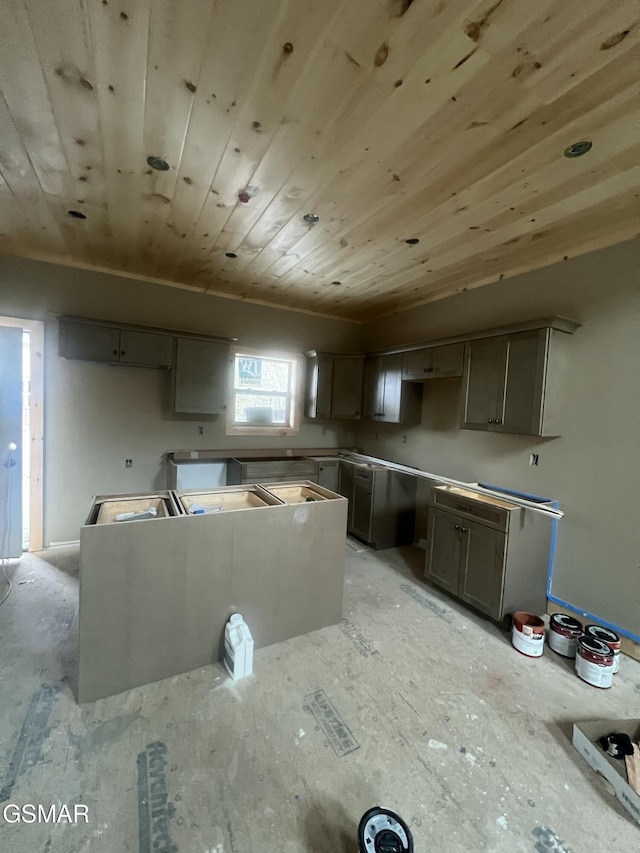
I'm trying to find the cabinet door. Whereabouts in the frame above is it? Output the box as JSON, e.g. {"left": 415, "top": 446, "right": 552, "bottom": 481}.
{"left": 432, "top": 343, "right": 463, "bottom": 378}
{"left": 497, "top": 330, "right": 546, "bottom": 435}
{"left": 426, "top": 509, "right": 462, "bottom": 594}
{"left": 458, "top": 520, "right": 506, "bottom": 619}
{"left": 59, "top": 319, "right": 120, "bottom": 363}
{"left": 378, "top": 354, "right": 403, "bottom": 422}
{"left": 363, "top": 357, "right": 382, "bottom": 419}
{"left": 317, "top": 461, "right": 339, "bottom": 492}
{"left": 337, "top": 462, "right": 354, "bottom": 527}
{"left": 119, "top": 330, "right": 173, "bottom": 367}
{"left": 331, "top": 357, "right": 363, "bottom": 419}
{"left": 351, "top": 470, "right": 373, "bottom": 541}
{"left": 305, "top": 355, "right": 333, "bottom": 418}
{"left": 461, "top": 337, "right": 506, "bottom": 429}
{"left": 173, "top": 338, "right": 229, "bottom": 414}
{"left": 403, "top": 348, "right": 434, "bottom": 380}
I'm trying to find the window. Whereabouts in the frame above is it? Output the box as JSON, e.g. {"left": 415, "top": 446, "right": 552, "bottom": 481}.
{"left": 226, "top": 347, "right": 301, "bottom": 435}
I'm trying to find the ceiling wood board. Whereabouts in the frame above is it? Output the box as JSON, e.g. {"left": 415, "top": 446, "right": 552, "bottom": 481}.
{"left": 0, "top": 0, "right": 638, "bottom": 322}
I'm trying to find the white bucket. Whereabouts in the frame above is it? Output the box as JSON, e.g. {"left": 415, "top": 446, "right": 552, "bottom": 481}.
{"left": 224, "top": 613, "right": 254, "bottom": 680}
{"left": 512, "top": 611, "right": 545, "bottom": 658}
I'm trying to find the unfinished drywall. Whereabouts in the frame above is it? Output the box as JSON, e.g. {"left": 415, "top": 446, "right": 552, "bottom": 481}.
{"left": 0, "top": 256, "right": 359, "bottom": 545}
{"left": 358, "top": 238, "right": 640, "bottom": 637}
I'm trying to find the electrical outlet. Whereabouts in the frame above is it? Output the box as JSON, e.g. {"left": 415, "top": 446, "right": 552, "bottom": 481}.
{"left": 197, "top": 426, "right": 204, "bottom": 436}
{"left": 125, "top": 459, "right": 133, "bottom": 468}
{"left": 402, "top": 435, "right": 407, "bottom": 444}
{"left": 322, "top": 427, "right": 327, "bottom": 435}
{"left": 529, "top": 453, "right": 539, "bottom": 466}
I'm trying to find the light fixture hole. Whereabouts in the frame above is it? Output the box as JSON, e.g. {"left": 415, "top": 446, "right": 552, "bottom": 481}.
{"left": 564, "top": 140, "right": 592, "bottom": 158}
{"left": 225, "top": 252, "right": 238, "bottom": 259}
{"left": 147, "top": 156, "right": 170, "bottom": 171}
{"left": 68, "top": 210, "right": 87, "bottom": 219}
{"left": 303, "top": 213, "right": 319, "bottom": 224}
{"left": 405, "top": 237, "right": 420, "bottom": 244}
{"left": 331, "top": 281, "right": 342, "bottom": 286}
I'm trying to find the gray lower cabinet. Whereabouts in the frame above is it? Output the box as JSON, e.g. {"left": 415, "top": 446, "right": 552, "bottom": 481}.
{"left": 173, "top": 337, "right": 229, "bottom": 414}
{"left": 338, "top": 460, "right": 417, "bottom": 550}
{"left": 425, "top": 485, "right": 553, "bottom": 621}
{"left": 305, "top": 352, "right": 363, "bottom": 419}
{"left": 363, "top": 354, "right": 422, "bottom": 424}
{"left": 402, "top": 343, "right": 463, "bottom": 380}
{"left": 227, "top": 457, "right": 318, "bottom": 484}
{"left": 59, "top": 318, "right": 173, "bottom": 367}
{"left": 315, "top": 458, "right": 340, "bottom": 492}
{"left": 461, "top": 328, "right": 571, "bottom": 436}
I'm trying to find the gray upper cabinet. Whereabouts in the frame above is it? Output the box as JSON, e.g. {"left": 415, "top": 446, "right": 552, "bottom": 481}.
{"left": 402, "top": 343, "right": 463, "bottom": 380}
{"left": 305, "top": 353, "right": 363, "bottom": 420}
{"left": 305, "top": 355, "right": 333, "bottom": 418}
{"left": 59, "top": 318, "right": 173, "bottom": 367}
{"left": 119, "top": 330, "right": 174, "bottom": 367}
{"left": 461, "top": 327, "right": 571, "bottom": 436}
{"left": 364, "top": 354, "right": 422, "bottom": 424}
{"left": 173, "top": 338, "right": 229, "bottom": 414}
{"left": 59, "top": 319, "right": 120, "bottom": 363}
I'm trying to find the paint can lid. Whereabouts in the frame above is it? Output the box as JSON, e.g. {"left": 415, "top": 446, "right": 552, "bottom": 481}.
{"left": 584, "top": 624, "right": 620, "bottom": 644}
{"left": 578, "top": 635, "right": 613, "bottom": 656}
{"left": 550, "top": 613, "right": 582, "bottom": 633}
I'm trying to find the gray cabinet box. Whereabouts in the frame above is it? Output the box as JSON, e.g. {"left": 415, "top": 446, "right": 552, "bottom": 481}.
{"left": 59, "top": 318, "right": 173, "bottom": 368}
{"left": 78, "top": 484, "right": 347, "bottom": 702}
{"left": 461, "top": 328, "right": 572, "bottom": 436}
{"left": 173, "top": 337, "right": 229, "bottom": 414}
{"left": 403, "top": 343, "right": 463, "bottom": 380}
{"left": 227, "top": 456, "right": 318, "bottom": 484}
{"left": 305, "top": 352, "right": 364, "bottom": 420}
{"left": 364, "top": 354, "right": 422, "bottom": 424}
{"left": 338, "top": 460, "right": 417, "bottom": 550}
{"left": 425, "top": 485, "right": 553, "bottom": 622}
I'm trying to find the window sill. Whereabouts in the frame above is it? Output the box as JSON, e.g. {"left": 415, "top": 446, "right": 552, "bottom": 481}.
{"left": 225, "top": 425, "right": 300, "bottom": 437}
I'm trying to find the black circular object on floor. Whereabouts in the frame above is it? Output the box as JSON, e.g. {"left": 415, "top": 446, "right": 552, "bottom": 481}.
{"left": 358, "top": 807, "right": 414, "bottom": 853}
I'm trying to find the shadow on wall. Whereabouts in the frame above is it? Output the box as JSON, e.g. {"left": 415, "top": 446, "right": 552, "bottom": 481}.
{"left": 420, "top": 379, "right": 463, "bottom": 431}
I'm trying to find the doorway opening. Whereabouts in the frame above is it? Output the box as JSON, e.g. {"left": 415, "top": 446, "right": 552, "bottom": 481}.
{"left": 0, "top": 316, "right": 44, "bottom": 554}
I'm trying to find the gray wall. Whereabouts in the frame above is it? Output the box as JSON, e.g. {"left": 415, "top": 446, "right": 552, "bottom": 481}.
{"left": 358, "top": 239, "right": 640, "bottom": 636}
{"left": 0, "top": 256, "right": 359, "bottom": 544}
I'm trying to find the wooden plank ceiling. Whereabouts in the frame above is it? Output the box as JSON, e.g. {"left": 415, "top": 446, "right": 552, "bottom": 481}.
{"left": 0, "top": 0, "right": 638, "bottom": 322}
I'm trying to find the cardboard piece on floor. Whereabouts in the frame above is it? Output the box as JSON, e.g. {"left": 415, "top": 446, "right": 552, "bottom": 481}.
{"left": 572, "top": 719, "right": 640, "bottom": 826}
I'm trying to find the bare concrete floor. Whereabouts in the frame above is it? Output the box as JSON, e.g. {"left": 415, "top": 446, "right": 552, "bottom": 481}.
{"left": 1, "top": 543, "right": 639, "bottom": 852}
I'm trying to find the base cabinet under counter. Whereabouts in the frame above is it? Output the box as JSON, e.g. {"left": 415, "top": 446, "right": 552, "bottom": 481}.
{"left": 338, "top": 460, "right": 417, "bottom": 550}
{"left": 425, "top": 486, "right": 553, "bottom": 622}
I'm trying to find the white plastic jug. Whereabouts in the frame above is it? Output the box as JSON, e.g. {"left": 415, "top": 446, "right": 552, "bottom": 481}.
{"left": 223, "top": 613, "right": 254, "bottom": 680}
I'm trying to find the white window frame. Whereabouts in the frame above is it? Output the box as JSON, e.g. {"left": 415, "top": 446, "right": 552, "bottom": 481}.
{"left": 225, "top": 345, "right": 303, "bottom": 436}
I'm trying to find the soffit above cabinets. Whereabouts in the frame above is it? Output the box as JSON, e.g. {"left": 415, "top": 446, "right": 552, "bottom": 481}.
{"left": 0, "top": 1, "right": 638, "bottom": 322}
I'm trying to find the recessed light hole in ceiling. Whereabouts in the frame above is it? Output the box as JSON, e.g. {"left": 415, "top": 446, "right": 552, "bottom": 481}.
{"left": 405, "top": 237, "right": 420, "bottom": 244}
{"left": 68, "top": 210, "right": 87, "bottom": 219}
{"left": 564, "top": 140, "right": 592, "bottom": 158}
{"left": 303, "top": 213, "right": 320, "bottom": 224}
{"left": 225, "top": 252, "right": 238, "bottom": 259}
{"left": 331, "top": 281, "right": 342, "bottom": 286}
{"left": 147, "top": 156, "right": 170, "bottom": 171}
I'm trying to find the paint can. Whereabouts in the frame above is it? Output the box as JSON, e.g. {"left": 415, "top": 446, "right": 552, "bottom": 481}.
{"left": 511, "top": 612, "right": 545, "bottom": 658}
{"left": 575, "top": 636, "right": 614, "bottom": 688}
{"left": 548, "top": 613, "right": 582, "bottom": 658}
{"left": 584, "top": 624, "right": 620, "bottom": 673}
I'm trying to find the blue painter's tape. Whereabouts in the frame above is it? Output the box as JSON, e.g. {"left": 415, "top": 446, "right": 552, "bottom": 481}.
{"left": 479, "top": 483, "right": 640, "bottom": 645}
